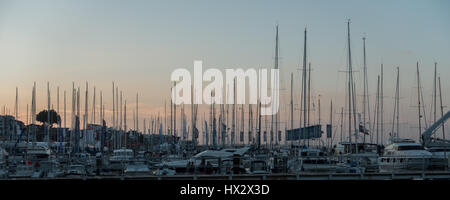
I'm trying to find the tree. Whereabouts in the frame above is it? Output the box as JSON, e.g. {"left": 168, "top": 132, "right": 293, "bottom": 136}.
{"left": 36, "top": 109, "right": 60, "bottom": 127}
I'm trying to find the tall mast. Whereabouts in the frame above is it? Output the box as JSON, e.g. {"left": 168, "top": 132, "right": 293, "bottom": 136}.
{"left": 350, "top": 22, "right": 359, "bottom": 152}
{"left": 15, "top": 87, "right": 18, "bottom": 120}
{"left": 213, "top": 94, "right": 217, "bottom": 148}
{"left": 25, "top": 102, "right": 28, "bottom": 125}
{"left": 226, "top": 97, "right": 229, "bottom": 146}
{"left": 77, "top": 87, "right": 80, "bottom": 147}
{"left": 380, "top": 64, "right": 384, "bottom": 144}
{"left": 318, "top": 95, "right": 321, "bottom": 124}
{"left": 77, "top": 87, "right": 80, "bottom": 124}
{"left": 32, "top": 82, "right": 36, "bottom": 142}
{"left": 248, "top": 102, "right": 252, "bottom": 144}
{"left": 124, "top": 100, "right": 127, "bottom": 147}
{"left": 416, "top": 62, "right": 422, "bottom": 142}
{"left": 340, "top": 107, "right": 343, "bottom": 143}
{"left": 165, "top": 100, "right": 167, "bottom": 139}
{"left": 270, "top": 24, "right": 279, "bottom": 148}
{"left": 71, "top": 83, "right": 75, "bottom": 129}
{"left": 26, "top": 104, "right": 29, "bottom": 142}
{"left": 375, "top": 75, "right": 380, "bottom": 144}
{"left": 258, "top": 101, "right": 262, "bottom": 149}
{"left": 362, "top": 36, "right": 371, "bottom": 143}
{"left": 119, "top": 91, "right": 122, "bottom": 130}
{"left": 346, "top": 20, "right": 353, "bottom": 148}
{"left": 308, "top": 62, "right": 311, "bottom": 127}
{"left": 31, "top": 82, "right": 36, "bottom": 125}
{"left": 136, "top": 93, "right": 139, "bottom": 132}
{"left": 290, "top": 72, "right": 294, "bottom": 130}
{"left": 302, "top": 27, "right": 307, "bottom": 146}
{"left": 92, "top": 87, "right": 96, "bottom": 124}
{"left": 275, "top": 24, "right": 279, "bottom": 146}
{"left": 170, "top": 89, "right": 173, "bottom": 140}
{"left": 241, "top": 104, "right": 244, "bottom": 145}
{"left": 57, "top": 86, "right": 60, "bottom": 153}
{"left": 99, "top": 91, "right": 102, "bottom": 126}
{"left": 232, "top": 78, "right": 236, "bottom": 146}
{"left": 433, "top": 62, "right": 437, "bottom": 124}
{"left": 144, "top": 118, "right": 146, "bottom": 135}
{"left": 112, "top": 82, "right": 115, "bottom": 129}
{"left": 222, "top": 96, "right": 226, "bottom": 146}
{"left": 62, "top": 90, "right": 65, "bottom": 129}
{"left": 191, "top": 84, "right": 195, "bottom": 145}
{"left": 116, "top": 87, "right": 119, "bottom": 129}
{"left": 47, "top": 82, "right": 50, "bottom": 143}
{"left": 329, "top": 100, "right": 332, "bottom": 149}
{"left": 391, "top": 67, "right": 400, "bottom": 138}
{"left": 173, "top": 82, "right": 176, "bottom": 142}
{"left": 85, "top": 82, "right": 88, "bottom": 142}
{"left": 70, "top": 84, "right": 74, "bottom": 149}
{"left": 396, "top": 67, "right": 400, "bottom": 138}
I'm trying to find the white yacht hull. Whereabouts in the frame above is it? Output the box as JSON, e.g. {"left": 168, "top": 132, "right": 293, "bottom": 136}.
{"left": 379, "top": 157, "right": 430, "bottom": 172}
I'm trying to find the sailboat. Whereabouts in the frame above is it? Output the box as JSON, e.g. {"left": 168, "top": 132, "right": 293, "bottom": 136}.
{"left": 332, "top": 20, "right": 379, "bottom": 173}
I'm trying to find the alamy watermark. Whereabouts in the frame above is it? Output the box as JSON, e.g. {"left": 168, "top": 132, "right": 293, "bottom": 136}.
{"left": 170, "top": 60, "right": 279, "bottom": 115}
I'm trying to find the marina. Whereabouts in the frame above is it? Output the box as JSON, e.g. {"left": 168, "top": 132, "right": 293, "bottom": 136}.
{"left": 0, "top": 2, "right": 449, "bottom": 182}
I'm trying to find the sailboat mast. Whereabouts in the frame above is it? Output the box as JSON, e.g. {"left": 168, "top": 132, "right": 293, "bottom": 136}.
{"left": 258, "top": 101, "right": 262, "bottom": 149}
{"left": 99, "top": 91, "right": 102, "bottom": 126}
{"left": 329, "top": 100, "right": 332, "bottom": 149}
{"left": 26, "top": 104, "right": 29, "bottom": 143}
{"left": 346, "top": 20, "right": 353, "bottom": 148}
{"left": 77, "top": 87, "right": 80, "bottom": 147}
{"left": 191, "top": 85, "right": 195, "bottom": 145}
{"left": 114, "top": 85, "right": 120, "bottom": 130}
{"left": 71, "top": 83, "right": 75, "bottom": 129}
{"left": 396, "top": 67, "right": 400, "bottom": 138}
{"left": 290, "top": 72, "right": 294, "bottom": 130}
{"left": 173, "top": 82, "right": 176, "bottom": 143}
{"left": 380, "top": 64, "right": 384, "bottom": 144}
{"left": 112, "top": 82, "right": 115, "bottom": 129}
{"left": 119, "top": 91, "right": 122, "bottom": 130}
{"left": 433, "top": 62, "right": 437, "bottom": 124}
{"left": 47, "top": 82, "right": 50, "bottom": 143}
{"left": 375, "top": 76, "right": 380, "bottom": 144}
{"left": 31, "top": 82, "right": 36, "bottom": 125}
{"left": 248, "top": 102, "right": 252, "bottom": 144}
{"left": 15, "top": 87, "right": 18, "bottom": 120}
{"left": 85, "top": 82, "right": 88, "bottom": 144}
{"left": 274, "top": 24, "right": 279, "bottom": 146}
{"left": 63, "top": 90, "right": 65, "bottom": 134}
{"left": 302, "top": 27, "right": 307, "bottom": 146}
{"left": 124, "top": 100, "right": 127, "bottom": 147}
{"left": 362, "top": 36, "right": 369, "bottom": 143}
{"left": 308, "top": 62, "right": 311, "bottom": 127}
{"left": 92, "top": 87, "right": 96, "bottom": 124}
{"left": 232, "top": 78, "right": 236, "bottom": 147}
{"left": 340, "top": 107, "right": 343, "bottom": 143}
{"left": 136, "top": 93, "right": 139, "bottom": 132}
{"left": 416, "top": 62, "right": 422, "bottom": 142}
{"left": 241, "top": 104, "right": 244, "bottom": 145}
{"left": 165, "top": 100, "right": 167, "bottom": 140}
{"left": 391, "top": 67, "right": 400, "bottom": 138}
{"left": 170, "top": 90, "right": 173, "bottom": 141}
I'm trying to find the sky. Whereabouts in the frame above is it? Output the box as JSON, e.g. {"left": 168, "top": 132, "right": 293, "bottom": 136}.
{"left": 0, "top": 0, "right": 449, "bottom": 143}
